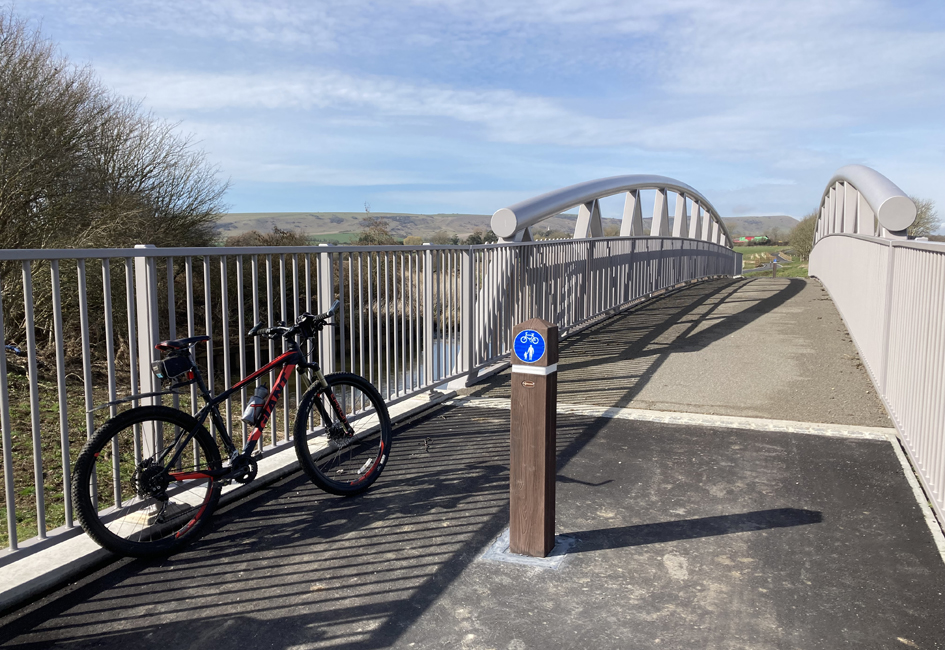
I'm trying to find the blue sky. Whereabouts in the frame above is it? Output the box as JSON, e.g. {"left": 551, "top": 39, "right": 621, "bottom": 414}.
{"left": 13, "top": 0, "right": 945, "bottom": 227}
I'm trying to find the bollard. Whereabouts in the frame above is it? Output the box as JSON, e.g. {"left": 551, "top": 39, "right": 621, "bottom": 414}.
{"left": 509, "top": 318, "right": 558, "bottom": 557}
{"left": 772, "top": 261, "right": 778, "bottom": 278}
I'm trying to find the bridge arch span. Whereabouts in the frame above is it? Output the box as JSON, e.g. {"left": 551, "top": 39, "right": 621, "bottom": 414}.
{"left": 491, "top": 174, "right": 733, "bottom": 247}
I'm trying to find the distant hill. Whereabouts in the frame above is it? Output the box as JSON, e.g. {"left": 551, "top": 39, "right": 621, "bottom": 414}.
{"left": 218, "top": 212, "right": 799, "bottom": 241}
{"left": 722, "top": 215, "right": 799, "bottom": 237}
{"left": 219, "top": 211, "right": 585, "bottom": 241}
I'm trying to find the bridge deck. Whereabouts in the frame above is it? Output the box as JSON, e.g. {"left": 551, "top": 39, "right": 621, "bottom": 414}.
{"left": 1, "top": 278, "right": 943, "bottom": 649}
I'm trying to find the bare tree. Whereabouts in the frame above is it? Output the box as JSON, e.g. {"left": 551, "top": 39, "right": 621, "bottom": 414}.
{"left": 907, "top": 196, "right": 940, "bottom": 237}
{"left": 0, "top": 8, "right": 228, "bottom": 351}
{"left": 788, "top": 211, "right": 818, "bottom": 261}
{"left": 0, "top": 9, "right": 227, "bottom": 253}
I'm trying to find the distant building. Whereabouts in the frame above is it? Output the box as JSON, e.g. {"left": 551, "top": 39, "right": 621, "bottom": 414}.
{"left": 733, "top": 235, "right": 770, "bottom": 245}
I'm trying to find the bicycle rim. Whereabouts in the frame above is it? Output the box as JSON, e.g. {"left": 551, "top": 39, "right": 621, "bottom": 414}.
{"left": 73, "top": 406, "right": 221, "bottom": 557}
{"left": 295, "top": 373, "right": 392, "bottom": 496}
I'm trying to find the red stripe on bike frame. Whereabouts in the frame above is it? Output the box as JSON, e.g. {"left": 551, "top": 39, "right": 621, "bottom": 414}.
{"left": 231, "top": 351, "right": 298, "bottom": 392}
{"left": 248, "top": 363, "right": 295, "bottom": 442}
{"left": 176, "top": 489, "right": 215, "bottom": 538}
{"left": 169, "top": 471, "right": 213, "bottom": 480}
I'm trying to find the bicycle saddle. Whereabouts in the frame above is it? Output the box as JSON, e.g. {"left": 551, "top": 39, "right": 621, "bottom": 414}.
{"left": 155, "top": 335, "right": 210, "bottom": 351}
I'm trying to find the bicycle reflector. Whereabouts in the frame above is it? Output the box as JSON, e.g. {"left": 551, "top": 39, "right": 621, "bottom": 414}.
{"left": 151, "top": 355, "right": 195, "bottom": 384}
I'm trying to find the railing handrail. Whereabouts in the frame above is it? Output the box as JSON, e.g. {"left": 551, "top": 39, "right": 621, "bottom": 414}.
{"left": 0, "top": 243, "right": 470, "bottom": 261}
{"left": 0, "top": 234, "right": 736, "bottom": 262}
{"left": 490, "top": 174, "right": 732, "bottom": 246}
{"left": 815, "top": 232, "right": 945, "bottom": 253}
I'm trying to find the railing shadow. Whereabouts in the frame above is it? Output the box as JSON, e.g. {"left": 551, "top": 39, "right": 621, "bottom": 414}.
{"left": 469, "top": 277, "right": 806, "bottom": 409}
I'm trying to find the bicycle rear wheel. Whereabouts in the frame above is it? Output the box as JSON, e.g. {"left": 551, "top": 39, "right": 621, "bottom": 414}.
{"left": 294, "top": 372, "right": 392, "bottom": 496}
{"left": 72, "top": 405, "right": 222, "bottom": 558}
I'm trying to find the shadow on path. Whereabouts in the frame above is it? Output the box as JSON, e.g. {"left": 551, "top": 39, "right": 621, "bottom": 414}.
{"left": 569, "top": 508, "right": 823, "bottom": 553}
{"left": 469, "top": 277, "right": 806, "bottom": 409}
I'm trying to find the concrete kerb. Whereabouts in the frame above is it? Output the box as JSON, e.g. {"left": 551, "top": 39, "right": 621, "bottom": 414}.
{"left": 0, "top": 389, "right": 456, "bottom": 614}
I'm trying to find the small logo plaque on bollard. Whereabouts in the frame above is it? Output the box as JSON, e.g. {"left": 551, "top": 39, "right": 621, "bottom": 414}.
{"left": 509, "top": 318, "right": 558, "bottom": 558}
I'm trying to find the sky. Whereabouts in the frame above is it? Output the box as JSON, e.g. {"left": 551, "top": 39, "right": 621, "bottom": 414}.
{"left": 11, "top": 0, "right": 945, "bottom": 229}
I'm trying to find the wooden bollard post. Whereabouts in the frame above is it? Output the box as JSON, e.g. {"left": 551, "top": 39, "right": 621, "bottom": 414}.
{"left": 509, "top": 318, "right": 558, "bottom": 557}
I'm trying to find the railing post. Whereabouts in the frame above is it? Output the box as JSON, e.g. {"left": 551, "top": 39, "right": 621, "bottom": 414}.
{"left": 134, "top": 245, "right": 161, "bottom": 457}
{"left": 134, "top": 245, "right": 160, "bottom": 396}
{"left": 423, "top": 244, "right": 435, "bottom": 385}
{"left": 879, "top": 241, "right": 896, "bottom": 393}
{"left": 318, "top": 245, "right": 335, "bottom": 376}
{"left": 461, "top": 247, "right": 476, "bottom": 383}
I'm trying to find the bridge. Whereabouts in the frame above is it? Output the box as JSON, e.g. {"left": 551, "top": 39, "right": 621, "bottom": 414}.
{"left": 0, "top": 166, "right": 943, "bottom": 647}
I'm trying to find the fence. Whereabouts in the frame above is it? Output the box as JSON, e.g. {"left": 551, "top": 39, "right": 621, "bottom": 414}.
{"left": 0, "top": 236, "right": 739, "bottom": 554}
{"left": 810, "top": 235, "right": 945, "bottom": 527}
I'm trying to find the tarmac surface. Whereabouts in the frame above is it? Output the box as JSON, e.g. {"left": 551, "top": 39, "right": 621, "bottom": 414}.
{"left": 468, "top": 277, "right": 891, "bottom": 426}
{"left": 1, "top": 277, "right": 942, "bottom": 649}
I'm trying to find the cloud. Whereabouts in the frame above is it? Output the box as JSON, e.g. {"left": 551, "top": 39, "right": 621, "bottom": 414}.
{"left": 20, "top": 0, "right": 945, "bottom": 216}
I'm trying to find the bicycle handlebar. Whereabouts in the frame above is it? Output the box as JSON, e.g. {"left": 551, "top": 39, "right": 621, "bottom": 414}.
{"left": 247, "top": 299, "right": 341, "bottom": 340}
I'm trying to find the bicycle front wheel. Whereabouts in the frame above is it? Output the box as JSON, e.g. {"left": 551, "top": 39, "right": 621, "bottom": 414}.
{"left": 294, "top": 372, "right": 392, "bottom": 496}
{"left": 72, "top": 405, "right": 222, "bottom": 558}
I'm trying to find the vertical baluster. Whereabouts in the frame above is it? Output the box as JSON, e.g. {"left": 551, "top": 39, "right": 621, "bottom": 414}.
{"left": 0, "top": 274, "right": 16, "bottom": 549}
{"left": 220, "top": 256, "right": 231, "bottom": 439}
{"left": 252, "top": 255, "right": 262, "bottom": 383}
{"left": 49, "top": 261, "right": 72, "bottom": 528}
{"left": 20, "top": 262, "right": 45, "bottom": 536}
{"left": 236, "top": 255, "right": 247, "bottom": 447}
{"left": 124, "top": 259, "right": 142, "bottom": 466}
{"left": 338, "top": 252, "right": 346, "bottom": 376}
{"left": 384, "top": 252, "right": 391, "bottom": 398}
{"left": 357, "top": 253, "right": 365, "bottom": 391}
{"left": 104, "top": 261, "right": 120, "bottom": 502}
{"left": 166, "top": 258, "right": 181, "bottom": 431}
{"left": 368, "top": 252, "right": 376, "bottom": 390}
{"left": 183, "top": 257, "right": 199, "bottom": 464}
{"left": 265, "top": 254, "right": 275, "bottom": 448}
{"left": 293, "top": 254, "right": 301, "bottom": 421}
{"left": 408, "top": 251, "right": 415, "bottom": 391}
{"left": 348, "top": 253, "right": 356, "bottom": 382}
{"left": 280, "top": 254, "right": 288, "bottom": 442}
{"left": 304, "top": 253, "right": 313, "bottom": 380}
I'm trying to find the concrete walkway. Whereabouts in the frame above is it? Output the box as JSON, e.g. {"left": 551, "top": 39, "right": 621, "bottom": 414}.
{"left": 1, "top": 277, "right": 942, "bottom": 649}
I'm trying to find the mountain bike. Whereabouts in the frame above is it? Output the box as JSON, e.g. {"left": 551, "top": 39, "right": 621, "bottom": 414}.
{"left": 71, "top": 300, "right": 392, "bottom": 558}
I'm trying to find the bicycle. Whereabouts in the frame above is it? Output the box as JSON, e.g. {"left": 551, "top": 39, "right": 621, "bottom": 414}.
{"left": 71, "top": 300, "right": 392, "bottom": 558}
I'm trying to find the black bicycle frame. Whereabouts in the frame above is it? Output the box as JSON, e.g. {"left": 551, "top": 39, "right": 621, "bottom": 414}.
{"left": 163, "top": 343, "right": 322, "bottom": 481}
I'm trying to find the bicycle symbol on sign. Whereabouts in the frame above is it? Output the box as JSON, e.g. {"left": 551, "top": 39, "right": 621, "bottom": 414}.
{"left": 516, "top": 330, "right": 544, "bottom": 362}
{"left": 519, "top": 331, "right": 541, "bottom": 345}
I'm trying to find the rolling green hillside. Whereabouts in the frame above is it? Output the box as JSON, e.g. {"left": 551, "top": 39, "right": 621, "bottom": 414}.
{"left": 217, "top": 212, "right": 799, "bottom": 241}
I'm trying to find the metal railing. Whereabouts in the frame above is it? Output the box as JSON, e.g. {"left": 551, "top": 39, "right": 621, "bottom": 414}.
{"left": 0, "top": 235, "right": 739, "bottom": 554}
{"left": 810, "top": 165, "right": 944, "bottom": 527}
{"left": 491, "top": 174, "right": 734, "bottom": 247}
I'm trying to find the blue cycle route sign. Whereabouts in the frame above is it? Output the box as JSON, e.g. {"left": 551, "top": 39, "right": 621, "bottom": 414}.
{"left": 514, "top": 329, "right": 545, "bottom": 364}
